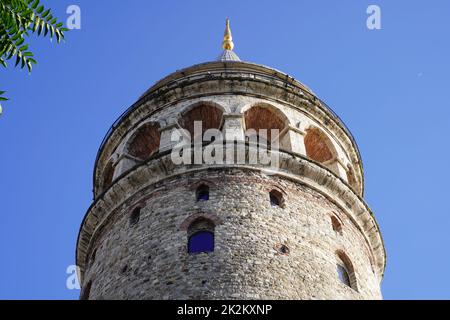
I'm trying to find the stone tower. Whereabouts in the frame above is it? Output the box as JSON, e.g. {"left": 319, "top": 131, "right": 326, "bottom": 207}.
{"left": 76, "top": 20, "right": 385, "bottom": 300}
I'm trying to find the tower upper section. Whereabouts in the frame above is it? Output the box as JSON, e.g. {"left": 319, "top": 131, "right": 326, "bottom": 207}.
{"left": 77, "top": 20, "right": 385, "bottom": 284}
{"left": 93, "top": 61, "right": 366, "bottom": 198}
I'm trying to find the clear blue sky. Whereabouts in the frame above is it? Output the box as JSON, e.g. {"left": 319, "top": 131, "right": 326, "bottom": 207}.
{"left": 1, "top": 0, "right": 449, "bottom": 300}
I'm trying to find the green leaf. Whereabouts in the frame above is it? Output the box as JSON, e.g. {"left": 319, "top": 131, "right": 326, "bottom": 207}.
{"left": 31, "top": 0, "right": 40, "bottom": 10}
{"left": 38, "top": 20, "right": 44, "bottom": 36}
{"left": 27, "top": 60, "right": 33, "bottom": 72}
{"left": 15, "top": 38, "right": 25, "bottom": 46}
{"left": 15, "top": 54, "right": 21, "bottom": 67}
{"left": 41, "top": 9, "right": 50, "bottom": 18}
{"left": 33, "top": 17, "right": 39, "bottom": 32}
{"left": 6, "top": 47, "right": 16, "bottom": 60}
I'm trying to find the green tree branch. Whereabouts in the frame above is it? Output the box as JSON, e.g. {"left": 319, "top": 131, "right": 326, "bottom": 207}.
{"left": 0, "top": 0, "right": 68, "bottom": 115}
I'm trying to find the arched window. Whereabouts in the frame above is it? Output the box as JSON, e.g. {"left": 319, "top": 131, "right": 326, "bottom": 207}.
{"left": 188, "top": 231, "right": 214, "bottom": 254}
{"left": 336, "top": 251, "right": 358, "bottom": 291}
{"left": 304, "top": 128, "right": 339, "bottom": 174}
{"left": 187, "top": 218, "right": 215, "bottom": 254}
{"left": 102, "top": 161, "right": 115, "bottom": 191}
{"left": 269, "top": 190, "right": 284, "bottom": 208}
{"left": 196, "top": 185, "right": 210, "bottom": 202}
{"left": 304, "top": 128, "right": 336, "bottom": 163}
{"left": 129, "top": 207, "right": 141, "bottom": 226}
{"left": 80, "top": 280, "right": 92, "bottom": 300}
{"left": 179, "top": 103, "right": 224, "bottom": 141}
{"left": 244, "top": 105, "right": 288, "bottom": 146}
{"left": 274, "top": 243, "right": 290, "bottom": 255}
{"left": 337, "top": 264, "right": 351, "bottom": 287}
{"left": 331, "top": 214, "right": 343, "bottom": 234}
{"left": 127, "top": 123, "right": 161, "bottom": 160}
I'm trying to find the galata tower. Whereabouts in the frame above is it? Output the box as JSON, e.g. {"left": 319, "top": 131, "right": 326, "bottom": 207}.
{"left": 76, "top": 20, "right": 385, "bottom": 300}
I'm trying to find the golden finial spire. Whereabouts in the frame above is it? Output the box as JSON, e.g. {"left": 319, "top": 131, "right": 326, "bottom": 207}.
{"left": 222, "top": 18, "right": 234, "bottom": 51}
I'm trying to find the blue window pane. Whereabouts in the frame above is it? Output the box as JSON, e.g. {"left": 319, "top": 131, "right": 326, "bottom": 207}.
{"left": 337, "top": 264, "right": 351, "bottom": 287}
{"left": 188, "top": 231, "right": 214, "bottom": 254}
{"left": 197, "top": 192, "right": 209, "bottom": 201}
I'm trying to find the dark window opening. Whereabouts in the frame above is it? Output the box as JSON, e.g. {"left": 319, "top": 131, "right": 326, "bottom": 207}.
{"left": 188, "top": 231, "right": 214, "bottom": 254}
{"left": 337, "top": 264, "right": 351, "bottom": 287}
{"left": 196, "top": 185, "right": 210, "bottom": 202}
{"left": 279, "top": 244, "right": 290, "bottom": 255}
{"left": 130, "top": 207, "right": 141, "bottom": 226}
{"left": 331, "top": 215, "right": 343, "bottom": 234}
{"left": 187, "top": 217, "right": 215, "bottom": 254}
{"left": 336, "top": 251, "right": 358, "bottom": 291}
{"left": 269, "top": 190, "right": 283, "bottom": 207}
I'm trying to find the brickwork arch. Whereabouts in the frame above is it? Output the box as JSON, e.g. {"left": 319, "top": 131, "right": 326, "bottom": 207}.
{"left": 304, "top": 127, "right": 339, "bottom": 175}
{"left": 126, "top": 122, "right": 161, "bottom": 160}
{"left": 178, "top": 102, "right": 225, "bottom": 140}
{"left": 243, "top": 103, "right": 290, "bottom": 149}
{"left": 336, "top": 250, "right": 358, "bottom": 291}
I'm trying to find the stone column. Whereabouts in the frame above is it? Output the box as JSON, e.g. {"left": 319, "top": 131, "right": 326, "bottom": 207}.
{"left": 323, "top": 157, "right": 348, "bottom": 180}
{"left": 113, "top": 154, "right": 140, "bottom": 178}
{"left": 222, "top": 113, "right": 245, "bottom": 142}
{"left": 286, "top": 125, "right": 307, "bottom": 156}
{"left": 159, "top": 123, "right": 181, "bottom": 153}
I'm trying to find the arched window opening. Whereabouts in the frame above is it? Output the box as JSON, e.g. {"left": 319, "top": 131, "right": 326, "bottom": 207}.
{"left": 269, "top": 190, "right": 284, "bottom": 208}
{"left": 336, "top": 251, "right": 358, "bottom": 291}
{"left": 337, "top": 264, "right": 351, "bottom": 287}
{"left": 196, "top": 185, "right": 210, "bottom": 202}
{"left": 274, "top": 243, "right": 290, "bottom": 255}
{"left": 80, "top": 281, "right": 92, "bottom": 300}
{"left": 127, "top": 123, "right": 161, "bottom": 160}
{"left": 130, "top": 207, "right": 141, "bottom": 226}
{"left": 179, "top": 104, "right": 223, "bottom": 142}
{"left": 187, "top": 218, "right": 215, "bottom": 254}
{"left": 304, "top": 128, "right": 340, "bottom": 175}
{"left": 188, "top": 231, "right": 214, "bottom": 254}
{"left": 102, "top": 162, "right": 115, "bottom": 191}
{"left": 304, "top": 128, "right": 336, "bottom": 163}
{"left": 331, "top": 215, "right": 343, "bottom": 234}
{"left": 244, "top": 105, "right": 288, "bottom": 146}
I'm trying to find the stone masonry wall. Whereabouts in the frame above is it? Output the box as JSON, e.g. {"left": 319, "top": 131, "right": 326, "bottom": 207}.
{"left": 82, "top": 168, "right": 381, "bottom": 300}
